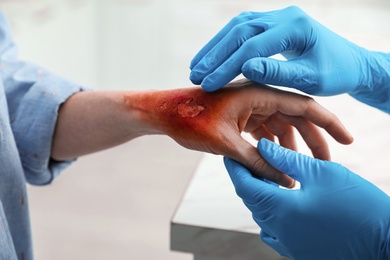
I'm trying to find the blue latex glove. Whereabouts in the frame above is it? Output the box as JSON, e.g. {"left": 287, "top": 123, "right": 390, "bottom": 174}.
{"left": 190, "top": 6, "right": 390, "bottom": 113}
{"left": 224, "top": 138, "right": 390, "bottom": 259}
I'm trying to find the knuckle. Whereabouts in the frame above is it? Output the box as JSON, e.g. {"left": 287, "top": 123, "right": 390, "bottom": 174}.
{"left": 299, "top": 95, "right": 315, "bottom": 112}
{"left": 285, "top": 5, "right": 304, "bottom": 14}
{"left": 283, "top": 6, "right": 311, "bottom": 27}
{"left": 303, "top": 95, "right": 315, "bottom": 106}
{"left": 294, "top": 13, "right": 311, "bottom": 27}
{"left": 240, "top": 38, "right": 258, "bottom": 54}
{"left": 231, "top": 23, "right": 250, "bottom": 36}
{"left": 231, "top": 12, "right": 253, "bottom": 26}
{"left": 238, "top": 11, "right": 252, "bottom": 17}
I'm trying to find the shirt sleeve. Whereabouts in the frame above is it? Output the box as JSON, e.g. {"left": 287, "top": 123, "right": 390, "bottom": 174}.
{"left": 0, "top": 12, "right": 88, "bottom": 185}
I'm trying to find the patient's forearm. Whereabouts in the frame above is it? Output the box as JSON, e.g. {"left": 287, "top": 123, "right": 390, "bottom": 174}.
{"left": 51, "top": 90, "right": 158, "bottom": 161}
{"left": 51, "top": 87, "right": 226, "bottom": 161}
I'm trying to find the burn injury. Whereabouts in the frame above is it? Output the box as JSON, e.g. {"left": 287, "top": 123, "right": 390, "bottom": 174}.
{"left": 176, "top": 98, "right": 205, "bottom": 118}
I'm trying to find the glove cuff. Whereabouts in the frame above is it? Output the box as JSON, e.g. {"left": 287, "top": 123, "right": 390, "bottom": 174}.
{"left": 349, "top": 51, "right": 390, "bottom": 113}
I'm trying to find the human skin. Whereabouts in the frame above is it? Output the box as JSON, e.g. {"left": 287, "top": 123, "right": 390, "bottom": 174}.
{"left": 51, "top": 79, "right": 353, "bottom": 187}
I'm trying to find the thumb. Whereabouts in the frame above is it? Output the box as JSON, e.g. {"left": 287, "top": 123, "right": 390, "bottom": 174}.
{"left": 226, "top": 134, "right": 295, "bottom": 188}
{"left": 242, "top": 57, "right": 318, "bottom": 95}
{"left": 257, "top": 138, "right": 321, "bottom": 185}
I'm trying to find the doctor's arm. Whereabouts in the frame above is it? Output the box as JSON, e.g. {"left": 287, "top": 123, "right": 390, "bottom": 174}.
{"left": 51, "top": 79, "right": 353, "bottom": 187}
{"left": 225, "top": 138, "right": 390, "bottom": 259}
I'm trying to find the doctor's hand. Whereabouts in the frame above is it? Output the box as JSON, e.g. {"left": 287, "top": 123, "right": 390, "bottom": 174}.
{"left": 189, "top": 6, "right": 390, "bottom": 111}
{"left": 225, "top": 138, "right": 390, "bottom": 259}
{"left": 135, "top": 79, "right": 352, "bottom": 188}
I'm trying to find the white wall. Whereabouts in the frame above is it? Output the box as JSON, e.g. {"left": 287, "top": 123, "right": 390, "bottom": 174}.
{"left": 2, "top": 0, "right": 389, "bottom": 91}
{"left": 1, "top": 1, "right": 98, "bottom": 88}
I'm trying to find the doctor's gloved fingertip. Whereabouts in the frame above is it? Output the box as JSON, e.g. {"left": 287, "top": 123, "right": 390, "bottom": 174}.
{"left": 223, "top": 156, "right": 231, "bottom": 166}
{"left": 242, "top": 59, "right": 266, "bottom": 80}
{"left": 201, "top": 81, "right": 219, "bottom": 92}
{"left": 189, "top": 61, "right": 196, "bottom": 70}
{"left": 241, "top": 58, "right": 275, "bottom": 84}
{"left": 257, "top": 138, "right": 277, "bottom": 153}
{"left": 189, "top": 70, "right": 203, "bottom": 85}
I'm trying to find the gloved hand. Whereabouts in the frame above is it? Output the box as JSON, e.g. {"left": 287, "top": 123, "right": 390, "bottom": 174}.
{"left": 190, "top": 6, "right": 390, "bottom": 112}
{"left": 224, "top": 138, "right": 390, "bottom": 259}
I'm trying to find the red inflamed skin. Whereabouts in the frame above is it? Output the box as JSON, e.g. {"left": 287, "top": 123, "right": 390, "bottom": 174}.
{"left": 123, "top": 79, "right": 353, "bottom": 187}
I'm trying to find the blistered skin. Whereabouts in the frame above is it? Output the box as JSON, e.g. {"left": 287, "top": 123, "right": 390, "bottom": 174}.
{"left": 145, "top": 88, "right": 230, "bottom": 140}
{"left": 158, "top": 90, "right": 216, "bottom": 128}
{"left": 177, "top": 99, "right": 205, "bottom": 118}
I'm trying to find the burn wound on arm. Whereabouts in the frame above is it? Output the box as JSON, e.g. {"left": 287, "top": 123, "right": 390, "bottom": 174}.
{"left": 177, "top": 99, "right": 205, "bottom": 118}
{"left": 124, "top": 87, "right": 225, "bottom": 136}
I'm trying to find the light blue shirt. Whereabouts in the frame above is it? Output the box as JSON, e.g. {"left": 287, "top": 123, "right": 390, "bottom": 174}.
{"left": 0, "top": 13, "right": 83, "bottom": 259}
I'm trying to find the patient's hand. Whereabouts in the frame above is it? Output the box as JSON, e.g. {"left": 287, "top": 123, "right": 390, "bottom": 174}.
{"left": 127, "top": 79, "right": 353, "bottom": 187}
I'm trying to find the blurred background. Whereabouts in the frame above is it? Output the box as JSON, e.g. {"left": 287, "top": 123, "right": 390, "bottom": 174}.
{"left": 0, "top": 0, "right": 389, "bottom": 259}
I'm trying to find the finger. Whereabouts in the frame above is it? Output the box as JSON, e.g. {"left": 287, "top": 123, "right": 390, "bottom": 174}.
{"left": 225, "top": 134, "right": 295, "bottom": 188}
{"left": 276, "top": 125, "right": 297, "bottom": 152}
{"left": 244, "top": 113, "right": 297, "bottom": 151}
{"left": 248, "top": 124, "right": 275, "bottom": 142}
{"left": 190, "top": 19, "right": 268, "bottom": 87}
{"left": 200, "top": 27, "right": 295, "bottom": 91}
{"left": 277, "top": 114, "right": 330, "bottom": 160}
{"left": 242, "top": 57, "right": 320, "bottom": 94}
{"left": 243, "top": 115, "right": 275, "bottom": 141}
{"left": 257, "top": 138, "right": 321, "bottom": 185}
{"left": 297, "top": 100, "right": 354, "bottom": 145}
{"left": 262, "top": 115, "right": 297, "bottom": 151}
{"left": 190, "top": 12, "right": 260, "bottom": 71}
{"left": 257, "top": 88, "right": 354, "bottom": 145}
